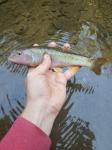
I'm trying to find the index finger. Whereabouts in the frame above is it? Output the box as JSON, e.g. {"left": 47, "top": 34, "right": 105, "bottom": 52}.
{"left": 34, "top": 54, "right": 51, "bottom": 74}
{"left": 64, "top": 66, "right": 80, "bottom": 80}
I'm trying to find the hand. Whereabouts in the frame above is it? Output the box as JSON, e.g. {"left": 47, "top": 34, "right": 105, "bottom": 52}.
{"left": 21, "top": 43, "right": 80, "bottom": 135}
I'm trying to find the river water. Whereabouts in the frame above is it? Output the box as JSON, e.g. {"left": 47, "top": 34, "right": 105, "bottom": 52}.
{"left": 0, "top": 0, "right": 112, "bottom": 150}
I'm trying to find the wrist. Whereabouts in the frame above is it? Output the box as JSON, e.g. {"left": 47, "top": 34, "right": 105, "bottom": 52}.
{"left": 21, "top": 99, "right": 56, "bottom": 135}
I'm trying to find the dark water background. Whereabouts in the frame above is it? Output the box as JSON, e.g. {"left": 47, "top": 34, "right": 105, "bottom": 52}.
{"left": 0, "top": 0, "right": 112, "bottom": 150}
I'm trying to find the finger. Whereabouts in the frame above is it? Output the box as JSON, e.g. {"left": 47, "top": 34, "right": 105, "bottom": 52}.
{"left": 56, "top": 73, "right": 67, "bottom": 86}
{"left": 45, "top": 69, "right": 53, "bottom": 75}
{"left": 48, "top": 41, "right": 58, "bottom": 48}
{"left": 63, "top": 43, "right": 71, "bottom": 52}
{"left": 64, "top": 66, "right": 80, "bottom": 80}
{"left": 47, "top": 72, "right": 56, "bottom": 82}
{"left": 35, "top": 54, "right": 51, "bottom": 74}
{"left": 28, "top": 67, "right": 35, "bottom": 73}
{"left": 28, "top": 68, "right": 34, "bottom": 73}
{"left": 33, "top": 43, "right": 39, "bottom": 47}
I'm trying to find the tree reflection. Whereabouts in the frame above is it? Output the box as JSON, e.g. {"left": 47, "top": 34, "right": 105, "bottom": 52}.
{"left": 0, "top": 116, "right": 12, "bottom": 140}
{"left": 0, "top": 99, "right": 24, "bottom": 140}
{"left": 50, "top": 77, "right": 95, "bottom": 150}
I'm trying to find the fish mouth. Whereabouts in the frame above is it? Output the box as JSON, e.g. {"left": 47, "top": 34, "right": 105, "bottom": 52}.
{"left": 8, "top": 57, "right": 21, "bottom": 65}
{"left": 8, "top": 57, "right": 16, "bottom": 63}
{"left": 8, "top": 53, "right": 16, "bottom": 62}
{"left": 8, "top": 53, "right": 22, "bottom": 64}
{"left": 8, "top": 54, "right": 13, "bottom": 61}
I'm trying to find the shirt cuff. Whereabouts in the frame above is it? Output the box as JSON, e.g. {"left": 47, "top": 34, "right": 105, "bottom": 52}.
{"left": 0, "top": 117, "right": 51, "bottom": 150}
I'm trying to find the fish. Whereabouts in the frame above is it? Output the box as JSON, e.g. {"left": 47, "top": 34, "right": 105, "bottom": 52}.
{"left": 8, "top": 47, "right": 107, "bottom": 75}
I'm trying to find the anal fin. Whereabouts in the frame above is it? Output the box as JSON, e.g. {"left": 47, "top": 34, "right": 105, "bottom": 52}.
{"left": 68, "top": 66, "right": 80, "bottom": 75}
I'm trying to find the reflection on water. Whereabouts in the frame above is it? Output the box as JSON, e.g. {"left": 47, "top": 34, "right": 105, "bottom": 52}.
{"left": 0, "top": 66, "right": 26, "bottom": 140}
{"left": 71, "top": 68, "right": 112, "bottom": 150}
{"left": 50, "top": 67, "right": 112, "bottom": 150}
{"left": 0, "top": 115, "right": 11, "bottom": 140}
{"left": 50, "top": 76, "right": 95, "bottom": 150}
{"left": 67, "top": 80, "right": 95, "bottom": 95}
{"left": 0, "top": 0, "right": 112, "bottom": 150}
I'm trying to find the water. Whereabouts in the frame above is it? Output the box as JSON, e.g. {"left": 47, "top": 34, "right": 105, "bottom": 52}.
{"left": 0, "top": 0, "right": 112, "bottom": 150}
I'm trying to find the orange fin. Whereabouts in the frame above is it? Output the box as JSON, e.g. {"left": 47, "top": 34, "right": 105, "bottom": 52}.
{"left": 68, "top": 66, "right": 80, "bottom": 75}
{"left": 53, "top": 67, "right": 62, "bottom": 73}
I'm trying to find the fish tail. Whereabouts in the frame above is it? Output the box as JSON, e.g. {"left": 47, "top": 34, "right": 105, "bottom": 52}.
{"left": 91, "top": 58, "right": 107, "bottom": 75}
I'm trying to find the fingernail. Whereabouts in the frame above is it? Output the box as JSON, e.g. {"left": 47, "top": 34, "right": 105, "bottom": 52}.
{"left": 33, "top": 43, "right": 39, "bottom": 47}
{"left": 48, "top": 42, "right": 57, "bottom": 48}
{"left": 44, "top": 54, "right": 50, "bottom": 59}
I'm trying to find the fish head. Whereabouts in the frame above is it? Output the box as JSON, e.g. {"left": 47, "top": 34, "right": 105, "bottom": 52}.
{"left": 8, "top": 49, "right": 33, "bottom": 66}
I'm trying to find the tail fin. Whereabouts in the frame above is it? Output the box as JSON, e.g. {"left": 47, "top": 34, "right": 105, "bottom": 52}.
{"left": 91, "top": 58, "right": 107, "bottom": 75}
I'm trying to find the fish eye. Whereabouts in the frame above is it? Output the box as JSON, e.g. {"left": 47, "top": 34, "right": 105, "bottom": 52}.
{"left": 17, "top": 51, "right": 22, "bottom": 55}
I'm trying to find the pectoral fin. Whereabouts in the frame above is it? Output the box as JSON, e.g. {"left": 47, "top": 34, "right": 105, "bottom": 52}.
{"left": 53, "top": 67, "right": 62, "bottom": 73}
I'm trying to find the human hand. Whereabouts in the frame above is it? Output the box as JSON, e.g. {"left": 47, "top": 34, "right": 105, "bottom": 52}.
{"left": 21, "top": 43, "right": 80, "bottom": 135}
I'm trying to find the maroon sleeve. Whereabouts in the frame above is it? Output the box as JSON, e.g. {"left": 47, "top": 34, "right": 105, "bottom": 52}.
{"left": 0, "top": 117, "right": 51, "bottom": 150}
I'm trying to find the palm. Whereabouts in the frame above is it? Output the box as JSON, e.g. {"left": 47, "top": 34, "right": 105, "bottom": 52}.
{"left": 46, "top": 71, "right": 67, "bottom": 112}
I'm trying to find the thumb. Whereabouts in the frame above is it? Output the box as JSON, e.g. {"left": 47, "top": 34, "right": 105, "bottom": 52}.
{"left": 35, "top": 54, "right": 51, "bottom": 74}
